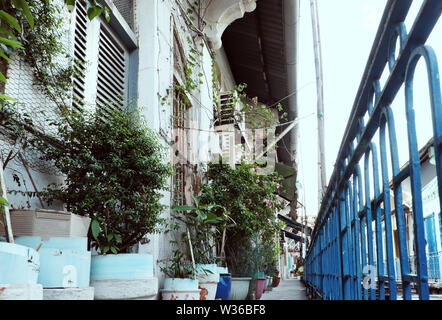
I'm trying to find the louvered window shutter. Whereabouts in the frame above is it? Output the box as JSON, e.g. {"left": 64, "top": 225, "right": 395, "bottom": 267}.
{"left": 216, "top": 92, "right": 236, "bottom": 126}
{"left": 73, "top": 2, "right": 129, "bottom": 116}
{"left": 96, "top": 23, "right": 129, "bottom": 117}
{"left": 72, "top": 0, "right": 88, "bottom": 112}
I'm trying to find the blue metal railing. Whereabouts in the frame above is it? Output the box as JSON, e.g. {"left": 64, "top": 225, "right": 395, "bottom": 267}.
{"left": 304, "top": 0, "right": 442, "bottom": 300}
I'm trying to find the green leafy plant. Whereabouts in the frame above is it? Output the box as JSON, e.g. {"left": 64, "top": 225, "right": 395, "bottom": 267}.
{"left": 172, "top": 195, "right": 232, "bottom": 265}
{"left": 0, "top": 0, "right": 109, "bottom": 239}
{"left": 198, "top": 162, "right": 285, "bottom": 276}
{"left": 0, "top": 0, "right": 107, "bottom": 92}
{"left": 32, "top": 107, "right": 171, "bottom": 254}
{"left": 160, "top": 246, "right": 196, "bottom": 279}
{"left": 64, "top": 0, "right": 109, "bottom": 22}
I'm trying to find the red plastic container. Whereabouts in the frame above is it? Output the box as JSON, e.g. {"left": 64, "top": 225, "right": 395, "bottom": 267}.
{"left": 255, "top": 278, "right": 266, "bottom": 299}
{"left": 272, "top": 277, "right": 281, "bottom": 287}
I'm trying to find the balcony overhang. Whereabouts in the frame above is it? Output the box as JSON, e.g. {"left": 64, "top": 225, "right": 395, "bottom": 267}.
{"left": 202, "top": 0, "right": 257, "bottom": 50}
{"left": 220, "top": 0, "right": 300, "bottom": 219}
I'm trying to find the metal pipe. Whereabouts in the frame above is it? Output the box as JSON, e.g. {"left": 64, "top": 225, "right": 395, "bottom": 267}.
{"left": 283, "top": 0, "right": 300, "bottom": 218}
{"left": 310, "top": 0, "right": 327, "bottom": 206}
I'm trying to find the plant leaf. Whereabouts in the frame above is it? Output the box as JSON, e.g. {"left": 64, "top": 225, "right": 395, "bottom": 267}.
{"left": 0, "top": 72, "right": 7, "bottom": 83}
{"left": 0, "top": 10, "right": 21, "bottom": 33}
{"left": 91, "top": 219, "right": 100, "bottom": 240}
{"left": 87, "top": 6, "right": 101, "bottom": 21}
{"left": 0, "top": 26, "right": 17, "bottom": 40}
{"left": 0, "top": 196, "right": 9, "bottom": 207}
{"left": 12, "top": 0, "right": 34, "bottom": 28}
{"left": 0, "top": 94, "right": 17, "bottom": 101}
{"left": 0, "top": 50, "right": 10, "bottom": 62}
{"left": 0, "top": 36, "right": 23, "bottom": 49}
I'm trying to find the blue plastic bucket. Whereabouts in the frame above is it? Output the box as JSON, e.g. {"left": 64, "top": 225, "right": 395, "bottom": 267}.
{"left": 215, "top": 273, "right": 231, "bottom": 300}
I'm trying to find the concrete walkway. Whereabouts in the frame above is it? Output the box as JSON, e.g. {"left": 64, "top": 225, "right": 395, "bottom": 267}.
{"left": 260, "top": 278, "right": 308, "bottom": 300}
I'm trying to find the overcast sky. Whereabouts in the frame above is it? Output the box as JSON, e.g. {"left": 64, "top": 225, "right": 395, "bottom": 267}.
{"left": 296, "top": 0, "right": 441, "bottom": 218}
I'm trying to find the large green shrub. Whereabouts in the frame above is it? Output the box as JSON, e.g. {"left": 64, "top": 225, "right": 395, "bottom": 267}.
{"left": 34, "top": 108, "right": 171, "bottom": 254}
{"left": 199, "top": 162, "right": 285, "bottom": 276}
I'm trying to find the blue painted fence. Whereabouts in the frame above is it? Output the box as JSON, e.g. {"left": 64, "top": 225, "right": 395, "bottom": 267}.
{"left": 304, "top": 0, "right": 442, "bottom": 300}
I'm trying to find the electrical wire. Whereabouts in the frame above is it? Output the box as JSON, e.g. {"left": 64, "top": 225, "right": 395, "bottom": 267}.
{"left": 172, "top": 112, "right": 315, "bottom": 133}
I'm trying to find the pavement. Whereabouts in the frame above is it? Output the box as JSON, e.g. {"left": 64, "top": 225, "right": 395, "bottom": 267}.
{"left": 260, "top": 278, "right": 308, "bottom": 300}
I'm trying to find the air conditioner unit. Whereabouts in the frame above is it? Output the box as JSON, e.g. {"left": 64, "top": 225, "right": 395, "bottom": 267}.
{"left": 214, "top": 91, "right": 251, "bottom": 165}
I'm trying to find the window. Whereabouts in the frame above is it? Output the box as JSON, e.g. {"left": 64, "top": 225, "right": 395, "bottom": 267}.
{"left": 172, "top": 81, "right": 191, "bottom": 206}
{"left": 72, "top": 0, "right": 88, "bottom": 112}
{"left": 96, "top": 22, "right": 129, "bottom": 117}
{"left": 73, "top": 1, "right": 130, "bottom": 116}
{"left": 215, "top": 92, "right": 235, "bottom": 126}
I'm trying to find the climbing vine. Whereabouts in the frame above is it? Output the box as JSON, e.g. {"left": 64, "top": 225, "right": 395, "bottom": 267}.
{"left": 161, "top": 0, "right": 283, "bottom": 133}
{"left": 0, "top": 0, "right": 109, "bottom": 202}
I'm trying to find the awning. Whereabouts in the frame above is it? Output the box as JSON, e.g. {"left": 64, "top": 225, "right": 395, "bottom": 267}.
{"left": 278, "top": 214, "right": 312, "bottom": 236}
{"left": 283, "top": 230, "right": 305, "bottom": 243}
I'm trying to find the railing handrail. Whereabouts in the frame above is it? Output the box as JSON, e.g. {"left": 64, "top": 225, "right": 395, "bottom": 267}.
{"left": 309, "top": 0, "right": 441, "bottom": 249}
{"left": 305, "top": 0, "right": 442, "bottom": 300}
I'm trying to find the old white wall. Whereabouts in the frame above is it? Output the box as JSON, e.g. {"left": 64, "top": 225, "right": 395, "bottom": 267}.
{"left": 134, "top": 0, "right": 239, "bottom": 294}
{"left": 1, "top": 0, "right": 241, "bottom": 298}
{"left": 2, "top": 0, "right": 72, "bottom": 211}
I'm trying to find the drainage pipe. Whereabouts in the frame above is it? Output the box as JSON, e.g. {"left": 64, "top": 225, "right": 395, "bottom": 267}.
{"left": 284, "top": 0, "right": 300, "bottom": 219}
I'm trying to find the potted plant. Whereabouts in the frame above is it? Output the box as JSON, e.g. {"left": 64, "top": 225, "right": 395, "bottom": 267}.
{"left": 261, "top": 236, "right": 281, "bottom": 292}
{"left": 172, "top": 196, "right": 231, "bottom": 300}
{"left": 32, "top": 108, "right": 171, "bottom": 300}
{"left": 251, "top": 241, "right": 267, "bottom": 300}
{"left": 160, "top": 247, "right": 201, "bottom": 300}
{"left": 199, "top": 162, "right": 285, "bottom": 300}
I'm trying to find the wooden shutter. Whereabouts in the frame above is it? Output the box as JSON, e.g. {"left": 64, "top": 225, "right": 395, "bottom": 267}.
{"left": 72, "top": 0, "right": 88, "bottom": 112}
{"left": 96, "top": 22, "right": 128, "bottom": 117}
{"left": 216, "top": 92, "right": 235, "bottom": 126}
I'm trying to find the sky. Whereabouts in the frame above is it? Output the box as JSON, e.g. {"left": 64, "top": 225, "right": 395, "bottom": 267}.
{"left": 296, "top": 0, "right": 441, "bottom": 218}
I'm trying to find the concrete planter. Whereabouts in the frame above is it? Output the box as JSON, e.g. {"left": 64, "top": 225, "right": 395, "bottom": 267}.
{"left": 0, "top": 242, "right": 39, "bottom": 284}
{"left": 0, "top": 209, "right": 91, "bottom": 240}
{"left": 90, "top": 253, "right": 157, "bottom": 300}
{"left": 43, "top": 287, "right": 94, "bottom": 300}
{"left": 161, "top": 278, "right": 201, "bottom": 300}
{"left": 0, "top": 242, "right": 42, "bottom": 300}
{"left": 196, "top": 263, "right": 219, "bottom": 300}
{"left": 0, "top": 284, "right": 43, "bottom": 300}
{"left": 228, "top": 277, "right": 251, "bottom": 300}
{"left": 14, "top": 236, "right": 91, "bottom": 290}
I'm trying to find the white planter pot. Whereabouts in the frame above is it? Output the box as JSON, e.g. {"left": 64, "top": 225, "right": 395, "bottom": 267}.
{"left": 228, "top": 277, "right": 251, "bottom": 300}
{"left": 161, "top": 278, "right": 201, "bottom": 300}
{"left": 43, "top": 287, "right": 94, "bottom": 300}
{"left": 0, "top": 284, "right": 43, "bottom": 300}
{"left": 90, "top": 253, "right": 157, "bottom": 300}
{"left": 196, "top": 264, "right": 219, "bottom": 300}
{"left": 0, "top": 209, "right": 91, "bottom": 240}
